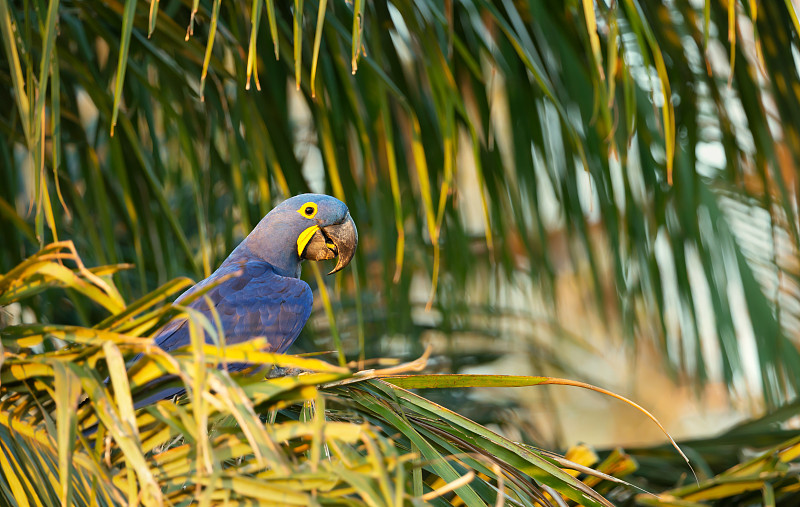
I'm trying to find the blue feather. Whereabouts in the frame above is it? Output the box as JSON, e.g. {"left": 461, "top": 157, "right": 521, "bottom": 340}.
{"left": 154, "top": 255, "right": 312, "bottom": 353}
{"left": 121, "top": 193, "right": 354, "bottom": 409}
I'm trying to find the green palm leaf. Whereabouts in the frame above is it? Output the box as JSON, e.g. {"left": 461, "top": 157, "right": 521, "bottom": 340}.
{"left": 0, "top": 245, "right": 651, "bottom": 504}
{"left": 4, "top": 0, "right": 800, "bottom": 504}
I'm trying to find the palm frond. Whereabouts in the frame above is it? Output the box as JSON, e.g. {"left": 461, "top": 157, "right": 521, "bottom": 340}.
{"left": 0, "top": 242, "right": 649, "bottom": 505}
{"left": 2, "top": 0, "right": 799, "bottom": 405}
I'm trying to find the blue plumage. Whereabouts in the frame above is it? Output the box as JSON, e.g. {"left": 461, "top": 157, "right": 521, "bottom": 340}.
{"left": 131, "top": 193, "right": 357, "bottom": 407}
{"left": 154, "top": 258, "right": 312, "bottom": 355}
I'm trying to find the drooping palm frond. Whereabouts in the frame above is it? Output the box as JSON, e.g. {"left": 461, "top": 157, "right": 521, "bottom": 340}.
{"left": 7, "top": 245, "right": 800, "bottom": 505}
{"left": 1, "top": 242, "right": 656, "bottom": 506}
{"left": 611, "top": 397, "right": 800, "bottom": 506}
{"left": 2, "top": 0, "right": 799, "bottom": 407}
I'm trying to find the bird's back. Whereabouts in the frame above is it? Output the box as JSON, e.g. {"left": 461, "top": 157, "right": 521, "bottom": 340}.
{"left": 154, "top": 254, "right": 313, "bottom": 355}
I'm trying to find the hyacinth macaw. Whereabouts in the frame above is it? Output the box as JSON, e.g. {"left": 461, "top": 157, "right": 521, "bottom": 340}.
{"left": 133, "top": 193, "right": 357, "bottom": 406}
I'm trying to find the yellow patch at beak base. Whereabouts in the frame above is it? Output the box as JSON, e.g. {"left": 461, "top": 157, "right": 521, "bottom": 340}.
{"left": 297, "top": 225, "right": 321, "bottom": 257}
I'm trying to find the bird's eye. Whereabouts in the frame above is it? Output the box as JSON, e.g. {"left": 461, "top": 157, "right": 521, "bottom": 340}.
{"left": 297, "top": 202, "right": 318, "bottom": 219}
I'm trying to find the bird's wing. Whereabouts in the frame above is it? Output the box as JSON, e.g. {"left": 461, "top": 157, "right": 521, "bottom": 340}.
{"left": 154, "top": 258, "right": 313, "bottom": 354}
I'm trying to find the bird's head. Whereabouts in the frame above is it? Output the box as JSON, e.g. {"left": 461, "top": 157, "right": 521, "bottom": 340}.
{"left": 244, "top": 194, "right": 358, "bottom": 277}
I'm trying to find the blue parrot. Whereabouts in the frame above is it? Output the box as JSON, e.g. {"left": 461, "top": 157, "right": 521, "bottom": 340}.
{"left": 131, "top": 193, "right": 357, "bottom": 406}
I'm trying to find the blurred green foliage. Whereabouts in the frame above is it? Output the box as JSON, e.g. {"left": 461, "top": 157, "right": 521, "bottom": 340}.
{"left": 4, "top": 0, "right": 800, "bottom": 408}
{"left": 4, "top": 0, "right": 800, "bottom": 504}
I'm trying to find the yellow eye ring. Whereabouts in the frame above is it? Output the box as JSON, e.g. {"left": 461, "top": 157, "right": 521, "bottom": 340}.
{"left": 297, "top": 202, "right": 318, "bottom": 219}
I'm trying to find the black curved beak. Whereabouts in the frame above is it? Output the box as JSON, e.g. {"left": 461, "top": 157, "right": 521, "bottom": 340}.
{"left": 300, "top": 212, "right": 358, "bottom": 275}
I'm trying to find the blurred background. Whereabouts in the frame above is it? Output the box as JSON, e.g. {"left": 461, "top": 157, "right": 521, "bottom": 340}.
{"left": 3, "top": 0, "right": 800, "bottom": 454}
